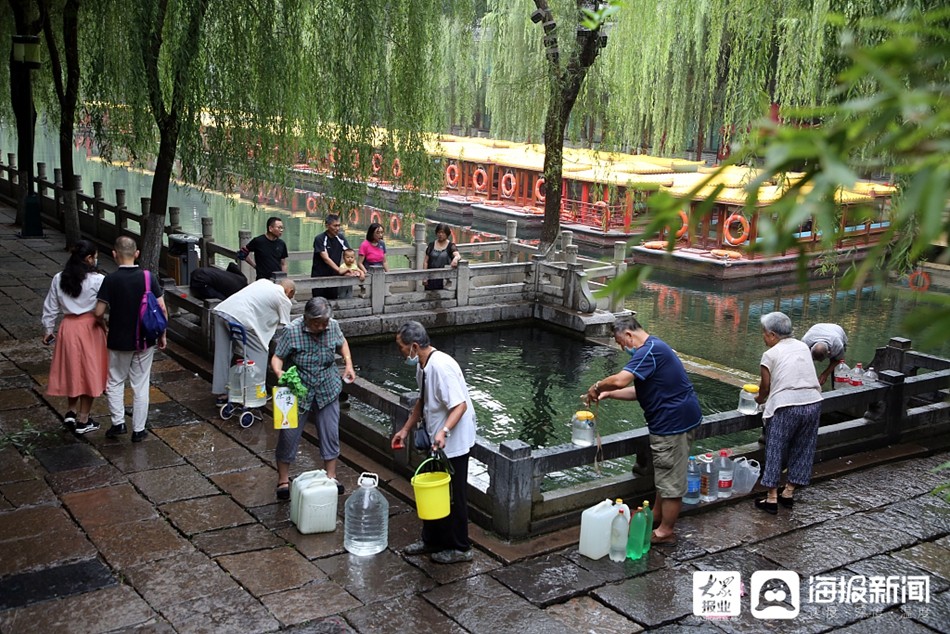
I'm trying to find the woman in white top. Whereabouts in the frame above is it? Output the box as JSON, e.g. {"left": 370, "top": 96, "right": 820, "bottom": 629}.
{"left": 754, "top": 311, "right": 823, "bottom": 515}
{"left": 42, "top": 240, "right": 109, "bottom": 434}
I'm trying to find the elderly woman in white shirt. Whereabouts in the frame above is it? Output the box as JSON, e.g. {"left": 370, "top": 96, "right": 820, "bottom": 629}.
{"left": 754, "top": 311, "right": 824, "bottom": 515}
{"left": 42, "top": 239, "right": 109, "bottom": 434}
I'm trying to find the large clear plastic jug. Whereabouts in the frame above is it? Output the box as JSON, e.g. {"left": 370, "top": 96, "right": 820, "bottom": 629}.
{"left": 571, "top": 410, "right": 596, "bottom": 447}
{"left": 578, "top": 499, "right": 615, "bottom": 560}
{"left": 737, "top": 384, "right": 759, "bottom": 415}
{"left": 227, "top": 360, "right": 245, "bottom": 401}
{"left": 344, "top": 472, "right": 389, "bottom": 556}
{"left": 242, "top": 360, "right": 268, "bottom": 407}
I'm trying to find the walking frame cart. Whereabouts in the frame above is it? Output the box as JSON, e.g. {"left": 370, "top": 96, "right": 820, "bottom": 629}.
{"left": 219, "top": 321, "right": 266, "bottom": 428}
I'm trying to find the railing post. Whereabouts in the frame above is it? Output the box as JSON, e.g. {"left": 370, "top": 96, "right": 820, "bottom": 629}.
{"left": 370, "top": 266, "right": 386, "bottom": 314}
{"left": 413, "top": 222, "right": 427, "bottom": 291}
{"left": 7, "top": 154, "right": 16, "bottom": 185}
{"left": 167, "top": 206, "right": 181, "bottom": 234}
{"left": 880, "top": 337, "right": 912, "bottom": 374}
{"left": 611, "top": 241, "right": 628, "bottom": 312}
{"left": 36, "top": 163, "right": 46, "bottom": 197}
{"left": 238, "top": 229, "right": 252, "bottom": 280}
{"left": 456, "top": 260, "right": 470, "bottom": 306}
{"left": 93, "top": 181, "right": 103, "bottom": 201}
{"left": 504, "top": 219, "right": 518, "bottom": 264}
{"left": 53, "top": 168, "right": 63, "bottom": 215}
{"left": 565, "top": 262, "right": 595, "bottom": 313}
{"left": 139, "top": 198, "right": 149, "bottom": 235}
{"left": 488, "top": 440, "right": 534, "bottom": 539}
{"left": 565, "top": 244, "right": 578, "bottom": 266}
{"left": 559, "top": 230, "right": 573, "bottom": 262}
{"left": 880, "top": 370, "right": 906, "bottom": 443}
{"left": 200, "top": 216, "right": 214, "bottom": 268}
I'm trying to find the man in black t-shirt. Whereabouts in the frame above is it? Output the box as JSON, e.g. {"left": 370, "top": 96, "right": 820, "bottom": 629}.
{"left": 94, "top": 236, "right": 167, "bottom": 442}
{"left": 242, "top": 217, "right": 288, "bottom": 280}
{"left": 310, "top": 213, "right": 350, "bottom": 299}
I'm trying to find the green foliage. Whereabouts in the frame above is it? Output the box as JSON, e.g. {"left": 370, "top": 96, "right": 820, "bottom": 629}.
{"left": 934, "top": 460, "right": 950, "bottom": 503}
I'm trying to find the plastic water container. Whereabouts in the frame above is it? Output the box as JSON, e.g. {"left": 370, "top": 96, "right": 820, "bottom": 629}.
{"left": 609, "top": 509, "right": 628, "bottom": 562}
{"left": 732, "top": 457, "right": 761, "bottom": 494}
{"left": 227, "top": 359, "right": 267, "bottom": 406}
{"left": 849, "top": 362, "right": 865, "bottom": 386}
{"left": 684, "top": 456, "right": 701, "bottom": 504}
{"left": 290, "top": 469, "right": 327, "bottom": 525}
{"left": 834, "top": 360, "right": 851, "bottom": 384}
{"left": 640, "top": 501, "right": 653, "bottom": 555}
{"left": 717, "top": 450, "right": 734, "bottom": 498}
{"left": 344, "top": 472, "right": 389, "bottom": 556}
{"left": 571, "top": 410, "right": 596, "bottom": 447}
{"left": 864, "top": 366, "right": 878, "bottom": 382}
{"left": 627, "top": 506, "right": 645, "bottom": 560}
{"left": 578, "top": 499, "right": 615, "bottom": 559}
{"left": 699, "top": 453, "right": 719, "bottom": 502}
{"left": 613, "top": 498, "right": 631, "bottom": 524}
{"left": 738, "top": 384, "right": 760, "bottom": 415}
{"left": 295, "top": 474, "right": 339, "bottom": 534}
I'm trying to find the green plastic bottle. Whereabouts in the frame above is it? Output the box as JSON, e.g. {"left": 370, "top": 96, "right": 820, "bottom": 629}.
{"left": 626, "top": 506, "right": 644, "bottom": 560}
{"left": 641, "top": 500, "right": 653, "bottom": 555}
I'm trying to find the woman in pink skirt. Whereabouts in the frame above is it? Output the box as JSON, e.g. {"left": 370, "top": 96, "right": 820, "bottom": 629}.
{"left": 42, "top": 239, "right": 109, "bottom": 434}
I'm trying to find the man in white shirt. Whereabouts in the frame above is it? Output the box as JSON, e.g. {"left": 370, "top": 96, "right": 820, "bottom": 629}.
{"left": 392, "top": 320, "right": 476, "bottom": 564}
{"left": 211, "top": 278, "right": 295, "bottom": 405}
{"left": 801, "top": 323, "right": 848, "bottom": 387}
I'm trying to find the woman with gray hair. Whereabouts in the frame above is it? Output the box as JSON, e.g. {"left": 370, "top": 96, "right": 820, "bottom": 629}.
{"left": 753, "top": 312, "right": 823, "bottom": 514}
{"left": 271, "top": 297, "right": 356, "bottom": 499}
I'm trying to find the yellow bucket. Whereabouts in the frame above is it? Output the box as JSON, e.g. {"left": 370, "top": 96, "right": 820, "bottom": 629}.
{"left": 411, "top": 458, "right": 451, "bottom": 520}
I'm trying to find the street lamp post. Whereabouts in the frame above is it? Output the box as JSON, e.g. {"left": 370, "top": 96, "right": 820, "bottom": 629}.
{"left": 12, "top": 34, "right": 43, "bottom": 238}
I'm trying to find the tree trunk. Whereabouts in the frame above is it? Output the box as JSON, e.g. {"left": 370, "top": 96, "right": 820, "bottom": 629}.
{"left": 539, "top": 86, "right": 566, "bottom": 249}
{"left": 139, "top": 128, "right": 177, "bottom": 273}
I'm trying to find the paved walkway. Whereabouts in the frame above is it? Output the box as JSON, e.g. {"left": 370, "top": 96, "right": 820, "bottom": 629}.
{"left": 0, "top": 206, "right": 948, "bottom": 633}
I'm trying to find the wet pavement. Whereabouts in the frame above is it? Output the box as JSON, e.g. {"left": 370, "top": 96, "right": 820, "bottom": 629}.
{"left": 0, "top": 204, "right": 949, "bottom": 633}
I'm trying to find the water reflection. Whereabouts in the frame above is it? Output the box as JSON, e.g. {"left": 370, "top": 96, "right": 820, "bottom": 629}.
{"left": 350, "top": 327, "right": 736, "bottom": 449}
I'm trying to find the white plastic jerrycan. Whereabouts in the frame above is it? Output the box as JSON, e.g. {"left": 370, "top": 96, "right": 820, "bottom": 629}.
{"left": 294, "top": 473, "right": 339, "bottom": 534}
{"left": 578, "top": 499, "right": 616, "bottom": 560}
{"left": 290, "top": 469, "right": 326, "bottom": 525}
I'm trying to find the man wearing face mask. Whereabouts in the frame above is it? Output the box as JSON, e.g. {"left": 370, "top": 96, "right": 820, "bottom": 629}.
{"left": 586, "top": 315, "right": 701, "bottom": 545}
{"left": 392, "top": 320, "right": 477, "bottom": 564}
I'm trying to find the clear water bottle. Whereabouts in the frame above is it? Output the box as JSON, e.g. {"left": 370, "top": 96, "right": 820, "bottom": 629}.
{"left": 849, "top": 362, "right": 865, "bottom": 386}
{"left": 243, "top": 360, "right": 267, "bottom": 407}
{"left": 684, "top": 456, "right": 701, "bottom": 504}
{"left": 609, "top": 509, "right": 628, "bottom": 562}
{"left": 699, "top": 453, "right": 719, "bottom": 502}
{"left": 626, "top": 507, "right": 644, "bottom": 561}
{"left": 571, "top": 410, "right": 596, "bottom": 447}
{"left": 833, "top": 360, "right": 851, "bottom": 384}
{"left": 227, "top": 360, "right": 245, "bottom": 401}
{"left": 864, "top": 366, "right": 878, "bottom": 382}
{"left": 717, "top": 450, "right": 734, "bottom": 498}
{"left": 344, "top": 473, "right": 389, "bottom": 556}
{"left": 640, "top": 500, "right": 653, "bottom": 555}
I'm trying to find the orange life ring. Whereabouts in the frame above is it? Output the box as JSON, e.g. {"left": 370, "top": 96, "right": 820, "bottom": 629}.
{"left": 534, "top": 177, "right": 546, "bottom": 202}
{"left": 715, "top": 296, "right": 741, "bottom": 331}
{"left": 390, "top": 215, "right": 401, "bottom": 235}
{"left": 348, "top": 208, "right": 360, "bottom": 226}
{"left": 371, "top": 153, "right": 382, "bottom": 174}
{"left": 500, "top": 172, "right": 516, "bottom": 198}
{"left": 445, "top": 163, "right": 459, "bottom": 188}
{"left": 643, "top": 241, "right": 667, "bottom": 250}
{"left": 672, "top": 210, "right": 689, "bottom": 239}
{"left": 908, "top": 270, "right": 931, "bottom": 292}
{"left": 392, "top": 159, "right": 402, "bottom": 178}
{"left": 306, "top": 195, "right": 318, "bottom": 213}
{"left": 710, "top": 249, "right": 741, "bottom": 260}
{"left": 370, "top": 210, "right": 383, "bottom": 227}
{"left": 473, "top": 167, "right": 489, "bottom": 192}
{"left": 724, "top": 214, "right": 751, "bottom": 245}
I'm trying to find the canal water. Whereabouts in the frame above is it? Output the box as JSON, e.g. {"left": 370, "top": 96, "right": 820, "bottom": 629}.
{"left": 10, "top": 127, "right": 948, "bottom": 487}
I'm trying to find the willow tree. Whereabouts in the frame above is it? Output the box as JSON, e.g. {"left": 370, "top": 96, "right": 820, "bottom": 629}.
{"left": 38, "top": 0, "right": 81, "bottom": 247}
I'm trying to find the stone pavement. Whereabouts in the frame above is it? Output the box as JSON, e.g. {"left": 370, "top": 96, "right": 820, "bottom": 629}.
{"left": 0, "top": 205, "right": 948, "bottom": 633}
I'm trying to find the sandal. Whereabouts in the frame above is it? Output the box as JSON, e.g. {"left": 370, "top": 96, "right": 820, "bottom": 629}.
{"left": 276, "top": 482, "right": 290, "bottom": 501}
{"left": 650, "top": 530, "right": 677, "bottom": 545}
{"left": 215, "top": 395, "right": 229, "bottom": 407}
{"left": 754, "top": 498, "right": 778, "bottom": 515}
{"left": 777, "top": 486, "right": 795, "bottom": 508}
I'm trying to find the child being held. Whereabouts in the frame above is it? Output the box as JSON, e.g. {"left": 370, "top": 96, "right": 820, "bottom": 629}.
{"left": 339, "top": 248, "right": 364, "bottom": 298}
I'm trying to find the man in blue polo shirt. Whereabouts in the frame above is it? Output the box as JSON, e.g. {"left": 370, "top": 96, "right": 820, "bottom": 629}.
{"left": 587, "top": 315, "right": 702, "bottom": 545}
